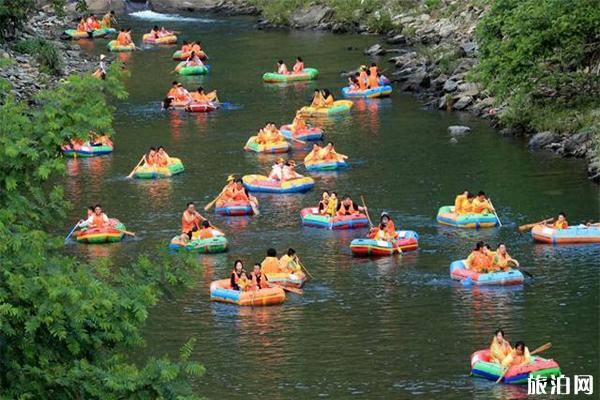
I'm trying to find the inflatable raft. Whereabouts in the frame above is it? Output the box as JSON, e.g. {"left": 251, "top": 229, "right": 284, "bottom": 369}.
{"left": 265, "top": 272, "right": 306, "bottom": 289}
{"left": 63, "top": 28, "right": 116, "bottom": 39}
{"left": 350, "top": 230, "right": 419, "bottom": 256}
{"left": 142, "top": 33, "right": 177, "bottom": 44}
{"left": 172, "top": 50, "right": 207, "bottom": 61}
{"left": 279, "top": 124, "right": 323, "bottom": 141}
{"left": 75, "top": 220, "right": 125, "bottom": 244}
{"left": 470, "top": 349, "right": 560, "bottom": 384}
{"left": 175, "top": 62, "right": 210, "bottom": 76}
{"left": 132, "top": 157, "right": 184, "bottom": 179}
{"left": 169, "top": 235, "right": 228, "bottom": 253}
{"left": 436, "top": 206, "right": 499, "bottom": 229}
{"left": 244, "top": 137, "right": 291, "bottom": 154}
{"left": 262, "top": 67, "right": 319, "bottom": 83}
{"left": 63, "top": 144, "right": 113, "bottom": 157}
{"left": 107, "top": 40, "right": 135, "bottom": 52}
{"left": 341, "top": 85, "right": 393, "bottom": 99}
{"left": 300, "top": 207, "right": 369, "bottom": 230}
{"left": 215, "top": 200, "right": 254, "bottom": 216}
{"left": 242, "top": 174, "right": 315, "bottom": 194}
{"left": 305, "top": 159, "right": 347, "bottom": 171}
{"left": 210, "top": 279, "right": 285, "bottom": 306}
{"left": 298, "top": 100, "right": 353, "bottom": 118}
{"left": 450, "top": 260, "right": 524, "bottom": 286}
{"left": 531, "top": 224, "right": 600, "bottom": 244}
{"left": 185, "top": 102, "right": 217, "bottom": 113}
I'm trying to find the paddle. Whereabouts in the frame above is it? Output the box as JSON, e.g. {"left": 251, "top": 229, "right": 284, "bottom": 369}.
{"left": 269, "top": 283, "right": 303, "bottom": 295}
{"left": 204, "top": 187, "right": 227, "bottom": 211}
{"left": 496, "top": 342, "right": 552, "bottom": 383}
{"left": 65, "top": 220, "right": 82, "bottom": 242}
{"left": 360, "top": 195, "right": 373, "bottom": 228}
{"left": 118, "top": 229, "right": 136, "bottom": 237}
{"left": 506, "top": 259, "right": 533, "bottom": 279}
{"left": 298, "top": 258, "right": 314, "bottom": 280}
{"left": 488, "top": 198, "right": 502, "bottom": 227}
{"left": 518, "top": 218, "right": 554, "bottom": 232}
{"left": 127, "top": 155, "right": 145, "bottom": 178}
{"left": 288, "top": 136, "right": 306, "bottom": 145}
{"left": 249, "top": 197, "right": 260, "bottom": 216}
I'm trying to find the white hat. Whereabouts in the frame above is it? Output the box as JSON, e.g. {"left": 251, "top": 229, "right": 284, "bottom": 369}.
{"left": 100, "top": 54, "right": 106, "bottom": 60}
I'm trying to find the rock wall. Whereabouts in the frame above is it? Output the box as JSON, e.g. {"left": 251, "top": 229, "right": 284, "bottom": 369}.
{"left": 147, "top": 0, "right": 257, "bottom": 15}
{"left": 85, "top": 0, "right": 127, "bottom": 13}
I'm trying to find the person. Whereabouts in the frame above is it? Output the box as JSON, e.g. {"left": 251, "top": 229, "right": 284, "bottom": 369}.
{"left": 93, "top": 54, "right": 107, "bottom": 80}
{"left": 358, "top": 66, "right": 368, "bottom": 88}
{"left": 190, "top": 86, "right": 218, "bottom": 103}
{"left": 125, "top": 27, "right": 133, "bottom": 44}
{"left": 290, "top": 112, "right": 307, "bottom": 133}
{"left": 317, "top": 191, "right": 330, "bottom": 215}
{"left": 368, "top": 222, "right": 393, "bottom": 241}
{"left": 232, "top": 178, "right": 259, "bottom": 212}
{"left": 490, "top": 329, "right": 512, "bottom": 364}
{"left": 279, "top": 248, "right": 302, "bottom": 274}
{"left": 460, "top": 192, "right": 476, "bottom": 214}
{"left": 292, "top": 56, "right": 304, "bottom": 74}
{"left": 144, "top": 147, "right": 158, "bottom": 166}
{"left": 325, "top": 192, "right": 338, "bottom": 217}
{"left": 277, "top": 60, "right": 289, "bottom": 75}
{"left": 466, "top": 241, "right": 491, "bottom": 273}
{"left": 491, "top": 243, "right": 518, "bottom": 272}
{"left": 502, "top": 341, "right": 531, "bottom": 368}
{"left": 230, "top": 260, "right": 248, "bottom": 291}
{"left": 310, "top": 89, "right": 324, "bottom": 107}
{"left": 185, "top": 51, "right": 203, "bottom": 67}
{"left": 181, "top": 202, "right": 206, "bottom": 237}
{"left": 116, "top": 28, "right": 131, "bottom": 46}
{"left": 322, "top": 89, "right": 334, "bottom": 107}
{"left": 282, "top": 160, "right": 303, "bottom": 181}
{"left": 347, "top": 76, "right": 360, "bottom": 92}
{"left": 472, "top": 191, "right": 494, "bottom": 214}
{"left": 175, "top": 83, "right": 192, "bottom": 103}
{"left": 89, "top": 132, "right": 112, "bottom": 147}
{"left": 194, "top": 220, "right": 214, "bottom": 240}
{"left": 101, "top": 10, "right": 117, "bottom": 29}
{"left": 304, "top": 144, "right": 322, "bottom": 164}
{"left": 78, "top": 205, "right": 96, "bottom": 228}
{"left": 86, "top": 204, "right": 109, "bottom": 228}
{"left": 454, "top": 190, "right": 469, "bottom": 214}
{"left": 180, "top": 40, "right": 190, "bottom": 54}
{"left": 319, "top": 142, "right": 347, "bottom": 162}
{"left": 249, "top": 263, "right": 268, "bottom": 290}
{"left": 150, "top": 25, "right": 160, "bottom": 38}
{"left": 367, "top": 69, "right": 379, "bottom": 89}
{"left": 378, "top": 72, "right": 389, "bottom": 86}
{"left": 166, "top": 81, "right": 181, "bottom": 99}
{"left": 86, "top": 15, "right": 100, "bottom": 31}
{"left": 552, "top": 212, "right": 569, "bottom": 229}
{"left": 159, "top": 26, "right": 172, "bottom": 37}
{"left": 157, "top": 146, "right": 170, "bottom": 167}
{"left": 268, "top": 158, "right": 285, "bottom": 181}
{"left": 379, "top": 212, "right": 398, "bottom": 239}
{"left": 77, "top": 18, "right": 88, "bottom": 32}
{"left": 337, "top": 194, "right": 367, "bottom": 216}
{"left": 369, "top": 62, "right": 379, "bottom": 77}
{"left": 261, "top": 248, "right": 282, "bottom": 275}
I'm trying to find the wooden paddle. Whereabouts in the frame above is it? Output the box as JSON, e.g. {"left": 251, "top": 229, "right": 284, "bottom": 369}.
{"left": 118, "top": 229, "right": 136, "bottom": 237}
{"left": 360, "top": 195, "right": 373, "bottom": 227}
{"left": 298, "top": 258, "right": 314, "bottom": 280}
{"left": 127, "top": 155, "right": 145, "bottom": 178}
{"left": 496, "top": 342, "right": 552, "bottom": 383}
{"left": 204, "top": 187, "right": 227, "bottom": 211}
{"left": 518, "top": 218, "right": 554, "bottom": 232}
{"left": 506, "top": 259, "right": 533, "bottom": 278}
{"left": 288, "top": 136, "right": 306, "bottom": 145}
{"left": 270, "top": 283, "right": 303, "bottom": 295}
{"left": 488, "top": 198, "right": 502, "bottom": 227}
{"left": 64, "top": 220, "right": 82, "bottom": 242}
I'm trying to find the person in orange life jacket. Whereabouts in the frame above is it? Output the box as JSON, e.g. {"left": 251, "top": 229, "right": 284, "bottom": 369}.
{"left": 550, "top": 212, "right": 569, "bottom": 229}
{"left": 336, "top": 194, "right": 367, "bottom": 216}
{"left": 454, "top": 190, "right": 469, "bottom": 214}
{"left": 292, "top": 56, "right": 304, "bottom": 73}
{"left": 369, "top": 62, "right": 379, "bottom": 76}
{"left": 192, "top": 220, "right": 214, "bottom": 240}
{"left": 461, "top": 192, "right": 476, "bottom": 214}
{"left": 249, "top": 263, "right": 268, "bottom": 290}
{"left": 276, "top": 59, "right": 289, "bottom": 75}
{"left": 156, "top": 146, "right": 170, "bottom": 167}
{"left": 379, "top": 212, "right": 398, "bottom": 239}
{"left": 181, "top": 202, "right": 206, "bottom": 238}
{"left": 359, "top": 65, "right": 368, "bottom": 87}
{"left": 367, "top": 69, "right": 379, "bottom": 89}
{"left": 143, "top": 147, "right": 158, "bottom": 166}
{"left": 319, "top": 141, "right": 347, "bottom": 161}
{"left": 261, "top": 248, "right": 281, "bottom": 275}
{"left": 466, "top": 241, "right": 491, "bottom": 272}
{"left": 86, "top": 204, "right": 110, "bottom": 228}
{"left": 502, "top": 341, "right": 531, "bottom": 368}
{"left": 472, "top": 191, "right": 494, "bottom": 214}
{"left": 230, "top": 260, "right": 248, "bottom": 291}
{"left": 321, "top": 88, "right": 334, "bottom": 107}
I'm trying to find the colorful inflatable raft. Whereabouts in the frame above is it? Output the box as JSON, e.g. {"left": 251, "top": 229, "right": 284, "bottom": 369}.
{"left": 450, "top": 260, "right": 524, "bottom": 286}
{"left": 185, "top": 102, "right": 217, "bottom": 113}
{"left": 107, "top": 40, "right": 135, "bottom": 52}
{"left": 265, "top": 272, "right": 306, "bottom": 289}
{"left": 243, "top": 137, "right": 291, "bottom": 153}
{"left": 175, "top": 62, "right": 209, "bottom": 76}
{"left": 262, "top": 67, "right": 319, "bottom": 83}
{"left": 75, "top": 220, "right": 125, "bottom": 244}
{"left": 63, "top": 28, "right": 116, "bottom": 39}
{"left": 531, "top": 224, "right": 600, "bottom": 244}
{"left": 210, "top": 279, "right": 285, "bottom": 306}
{"left": 172, "top": 50, "right": 207, "bottom": 61}
{"left": 436, "top": 206, "right": 499, "bottom": 229}
{"left": 305, "top": 159, "right": 347, "bottom": 171}
{"left": 62, "top": 144, "right": 113, "bottom": 157}
{"left": 350, "top": 230, "right": 419, "bottom": 256}
{"left": 279, "top": 124, "right": 323, "bottom": 141}
{"left": 341, "top": 85, "right": 393, "bottom": 98}
{"left": 142, "top": 33, "right": 177, "bottom": 44}
{"left": 242, "top": 175, "right": 315, "bottom": 193}
{"left": 298, "top": 100, "right": 353, "bottom": 118}
{"left": 215, "top": 200, "right": 254, "bottom": 216}
{"left": 470, "top": 349, "right": 560, "bottom": 384}
{"left": 132, "top": 157, "right": 184, "bottom": 179}
{"left": 300, "top": 207, "right": 369, "bottom": 230}
{"left": 169, "top": 235, "right": 228, "bottom": 253}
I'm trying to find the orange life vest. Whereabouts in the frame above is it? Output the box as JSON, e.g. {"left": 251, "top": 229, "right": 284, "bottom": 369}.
{"left": 250, "top": 271, "right": 267, "bottom": 289}
{"left": 367, "top": 75, "right": 379, "bottom": 89}
{"left": 91, "top": 214, "right": 106, "bottom": 227}
{"left": 554, "top": 220, "right": 568, "bottom": 229}
{"left": 261, "top": 257, "right": 281, "bottom": 275}
{"left": 181, "top": 211, "right": 200, "bottom": 233}
{"left": 197, "top": 227, "right": 213, "bottom": 239}
{"left": 337, "top": 201, "right": 357, "bottom": 216}
{"left": 117, "top": 32, "right": 129, "bottom": 45}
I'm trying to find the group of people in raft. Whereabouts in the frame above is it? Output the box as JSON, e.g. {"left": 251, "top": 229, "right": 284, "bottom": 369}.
{"left": 141, "top": 146, "right": 172, "bottom": 167}
{"left": 230, "top": 248, "right": 304, "bottom": 291}
{"left": 275, "top": 57, "right": 306, "bottom": 75}
{"left": 78, "top": 204, "right": 112, "bottom": 229}
{"left": 163, "top": 82, "right": 219, "bottom": 108}
{"left": 268, "top": 157, "right": 304, "bottom": 181}
{"left": 346, "top": 63, "right": 388, "bottom": 92}
{"left": 76, "top": 11, "right": 116, "bottom": 32}
{"left": 64, "top": 132, "right": 113, "bottom": 150}
{"left": 453, "top": 190, "right": 496, "bottom": 215}
{"left": 304, "top": 142, "right": 348, "bottom": 164}
{"left": 465, "top": 241, "right": 519, "bottom": 273}
{"left": 177, "top": 41, "right": 207, "bottom": 66}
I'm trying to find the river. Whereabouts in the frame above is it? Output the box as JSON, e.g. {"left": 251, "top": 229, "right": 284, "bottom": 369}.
{"left": 66, "top": 11, "right": 599, "bottom": 399}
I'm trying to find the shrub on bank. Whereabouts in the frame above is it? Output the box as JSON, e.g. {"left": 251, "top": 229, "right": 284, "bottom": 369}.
{"left": 13, "top": 38, "right": 63, "bottom": 75}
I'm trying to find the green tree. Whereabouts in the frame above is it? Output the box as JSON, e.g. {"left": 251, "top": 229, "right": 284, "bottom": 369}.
{"left": 0, "top": 0, "right": 35, "bottom": 39}
{"left": 0, "top": 65, "right": 205, "bottom": 399}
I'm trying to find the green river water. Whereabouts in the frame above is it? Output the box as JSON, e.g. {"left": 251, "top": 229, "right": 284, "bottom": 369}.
{"left": 66, "top": 11, "right": 599, "bottom": 399}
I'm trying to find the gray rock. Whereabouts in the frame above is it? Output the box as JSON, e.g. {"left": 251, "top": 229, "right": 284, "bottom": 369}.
{"left": 443, "top": 79, "right": 458, "bottom": 92}
{"left": 450, "top": 137, "right": 459, "bottom": 144}
{"left": 460, "top": 41, "right": 478, "bottom": 56}
{"left": 448, "top": 125, "right": 471, "bottom": 135}
{"left": 431, "top": 74, "right": 448, "bottom": 90}
{"left": 392, "top": 67, "right": 416, "bottom": 81}
{"left": 401, "top": 68, "right": 430, "bottom": 91}
{"left": 452, "top": 96, "right": 473, "bottom": 110}
{"left": 290, "top": 5, "right": 334, "bottom": 29}
{"left": 528, "top": 131, "right": 560, "bottom": 149}
{"left": 563, "top": 131, "right": 593, "bottom": 157}
{"left": 364, "top": 43, "right": 385, "bottom": 55}
{"left": 472, "top": 97, "right": 495, "bottom": 111}
{"left": 386, "top": 34, "right": 406, "bottom": 45}
{"left": 438, "top": 95, "right": 452, "bottom": 110}
{"left": 453, "top": 58, "right": 477, "bottom": 74}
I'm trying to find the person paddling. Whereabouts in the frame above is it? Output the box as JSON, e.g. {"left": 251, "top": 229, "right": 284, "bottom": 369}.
{"left": 86, "top": 204, "right": 110, "bottom": 228}
{"left": 491, "top": 243, "right": 518, "bottom": 272}
{"left": 279, "top": 248, "right": 302, "bottom": 274}
{"left": 336, "top": 194, "right": 367, "bottom": 216}
{"left": 549, "top": 212, "right": 569, "bottom": 229}
{"left": 181, "top": 202, "right": 206, "bottom": 239}
{"left": 490, "top": 328, "right": 512, "bottom": 363}
{"left": 501, "top": 341, "right": 531, "bottom": 368}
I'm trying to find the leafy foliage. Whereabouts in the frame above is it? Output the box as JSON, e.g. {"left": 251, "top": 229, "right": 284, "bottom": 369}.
{"left": 0, "top": 0, "right": 35, "bottom": 40}
{"left": 13, "top": 39, "right": 63, "bottom": 75}
{"left": 0, "top": 65, "right": 205, "bottom": 399}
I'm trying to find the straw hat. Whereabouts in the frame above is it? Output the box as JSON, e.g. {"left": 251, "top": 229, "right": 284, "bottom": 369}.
{"left": 100, "top": 54, "right": 106, "bottom": 60}
{"left": 227, "top": 174, "right": 236, "bottom": 182}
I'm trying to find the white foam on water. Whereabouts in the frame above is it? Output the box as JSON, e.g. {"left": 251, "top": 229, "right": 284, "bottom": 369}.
{"left": 129, "top": 10, "right": 215, "bottom": 23}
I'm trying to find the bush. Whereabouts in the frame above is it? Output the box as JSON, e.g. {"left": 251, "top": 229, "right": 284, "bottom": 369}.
{"left": 0, "top": 0, "right": 35, "bottom": 39}
{"left": 13, "top": 38, "right": 63, "bottom": 75}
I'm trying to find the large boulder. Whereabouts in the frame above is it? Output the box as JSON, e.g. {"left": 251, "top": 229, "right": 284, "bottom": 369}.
{"left": 528, "top": 131, "right": 560, "bottom": 149}
{"left": 401, "top": 67, "right": 430, "bottom": 91}
{"left": 452, "top": 96, "right": 473, "bottom": 110}
{"left": 364, "top": 43, "right": 386, "bottom": 56}
{"left": 562, "top": 130, "right": 593, "bottom": 157}
{"left": 290, "top": 5, "right": 334, "bottom": 29}
{"left": 86, "top": 0, "right": 127, "bottom": 13}
{"left": 443, "top": 79, "right": 458, "bottom": 92}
